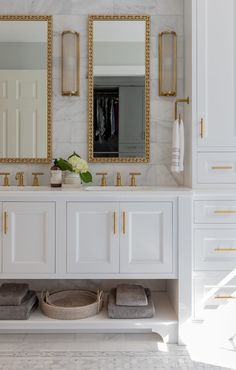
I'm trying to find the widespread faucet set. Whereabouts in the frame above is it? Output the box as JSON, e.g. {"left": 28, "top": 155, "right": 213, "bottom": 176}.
{"left": 0, "top": 172, "right": 44, "bottom": 187}
{"left": 95, "top": 172, "right": 141, "bottom": 187}
{"left": 0, "top": 171, "right": 141, "bottom": 187}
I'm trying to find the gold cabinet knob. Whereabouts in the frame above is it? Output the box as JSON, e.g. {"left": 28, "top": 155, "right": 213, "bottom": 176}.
{"left": 129, "top": 172, "right": 141, "bottom": 187}
{"left": 32, "top": 172, "right": 44, "bottom": 186}
{"left": 0, "top": 172, "right": 10, "bottom": 186}
{"left": 96, "top": 172, "right": 108, "bottom": 187}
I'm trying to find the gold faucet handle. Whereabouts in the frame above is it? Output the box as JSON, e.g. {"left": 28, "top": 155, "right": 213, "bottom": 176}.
{"left": 96, "top": 172, "right": 108, "bottom": 187}
{"left": 129, "top": 172, "right": 141, "bottom": 187}
{"left": 32, "top": 172, "right": 44, "bottom": 186}
{"left": 0, "top": 172, "right": 10, "bottom": 186}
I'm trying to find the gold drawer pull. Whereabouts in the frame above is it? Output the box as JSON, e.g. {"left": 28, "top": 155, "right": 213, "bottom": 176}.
{"left": 200, "top": 118, "right": 204, "bottom": 138}
{"left": 113, "top": 212, "right": 116, "bottom": 235}
{"left": 214, "top": 248, "right": 236, "bottom": 252}
{"left": 3, "top": 211, "right": 7, "bottom": 234}
{"left": 123, "top": 211, "right": 126, "bottom": 234}
{"left": 215, "top": 295, "right": 236, "bottom": 299}
{"left": 214, "top": 210, "right": 236, "bottom": 214}
{"left": 211, "top": 166, "right": 233, "bottom": 170}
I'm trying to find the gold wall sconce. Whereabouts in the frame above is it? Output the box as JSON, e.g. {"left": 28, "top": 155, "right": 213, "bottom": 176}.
{"left": 61, "top": 30, "right": 80, "bottom": 96}
{"left": 158, "top": 31, "right": 177, "bottom": 97}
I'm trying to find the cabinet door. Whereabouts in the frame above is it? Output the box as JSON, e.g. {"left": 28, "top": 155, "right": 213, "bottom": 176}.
{"left": 197, "top": 0, "right": 236, "bottom": 148}
{"left": 3, "top": 202, "right": 55, "bottom": 274}
{"left": 67, "top": 202, "right": 119, "bottom": 273}
{"left": 120, "top": 202, "right": 173, "bottom": 273}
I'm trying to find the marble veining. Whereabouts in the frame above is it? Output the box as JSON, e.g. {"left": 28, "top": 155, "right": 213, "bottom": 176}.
{"left": 0, "top": 0, "right": 184, "bottom": 188}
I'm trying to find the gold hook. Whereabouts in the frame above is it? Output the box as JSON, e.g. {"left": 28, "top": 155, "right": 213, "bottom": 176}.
{"left": 174, "top": 97, "right": 190, "bottom": 120}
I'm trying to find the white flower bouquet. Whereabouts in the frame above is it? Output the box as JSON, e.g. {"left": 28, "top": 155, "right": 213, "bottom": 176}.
{"left": 56, "top": 152, "right": 92, "bottom": 183}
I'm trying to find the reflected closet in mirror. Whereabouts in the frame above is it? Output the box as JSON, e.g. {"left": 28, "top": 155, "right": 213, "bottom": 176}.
{"left": 88, "top": 15, "right": 150, "bottom": 163}
{"left": 0, "top": 15, "right": 52, "bottom": 163}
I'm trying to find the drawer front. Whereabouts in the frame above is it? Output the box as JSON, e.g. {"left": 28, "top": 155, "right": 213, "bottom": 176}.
{"left": 197, "top": 152, "right": 236, "bottom": 184}
{"left": 195, "top": 200, "right": 236, "bottom": 223}
{"left": 193, "top": 274, "right": 236, "bottom": 320}
{"left": 194, "top": 229, "right": 236, "bottom": 271}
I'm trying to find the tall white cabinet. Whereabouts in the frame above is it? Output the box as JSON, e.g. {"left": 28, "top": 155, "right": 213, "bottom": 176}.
{"left": 191, "top": 0, "right": 236, "bottom": 186}
{"left": 186, "top": 0, "right": 236, "bottom": 331}
{"left": 197, "top": 0, "right": 236, "bottom": 149}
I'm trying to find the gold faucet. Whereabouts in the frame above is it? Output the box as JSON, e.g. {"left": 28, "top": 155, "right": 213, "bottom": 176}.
{"left": 96, "top": 172, "right": 108, "bottom": 186}
{"left": 15, "top": 172, "right": 24, "bottom": 186}
{"left": 0, "top": 172, "right": 10, "bottom": 186}
{"left": 32, "top": 172, "right": 44, "bottom": 186}
{"left": 116, "top": 172, "right": 122, "bottom": 187}
{"left": 129, "top": 172, "right": 141, "bottom": 187}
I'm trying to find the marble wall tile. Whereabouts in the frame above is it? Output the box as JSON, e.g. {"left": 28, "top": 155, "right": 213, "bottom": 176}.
{"left": 156, "top": 0, "right": 184, "bottom": 16}
{"left": 0, "top": 0, "right": 184, "bottom": 187}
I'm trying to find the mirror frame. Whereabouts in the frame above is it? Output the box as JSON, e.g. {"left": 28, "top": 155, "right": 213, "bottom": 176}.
{"left": 88, "top": 15, "right": 150, "bottom": 163}
{"left": 0, "top": 15, "right": 52, "bottom": 164}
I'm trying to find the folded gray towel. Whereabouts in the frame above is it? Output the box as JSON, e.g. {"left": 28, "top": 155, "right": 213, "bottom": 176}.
{"left": 0, "top": 283, "right": 29, "bottom": 306}
{"left": 108, "top": 288, "right": 155, "bottom": 319}
{"left": 0, "top": 291, "right": 38, "bottom": 320}
{"left": 116, "top": 284, "right": 148, "bottom": 306}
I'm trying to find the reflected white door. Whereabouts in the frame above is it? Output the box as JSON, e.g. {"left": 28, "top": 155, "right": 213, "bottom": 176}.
{"left": 67, "top": 202, "right": 119, "bottom": 273}
{"left": 0, "top": 70, "right": 47, "bottom": 158}
{"left": 3, "top": 202, "right": 55, "bottom": 274}
{"left": 120, "top": 202, "right": 173, "bottom": 273}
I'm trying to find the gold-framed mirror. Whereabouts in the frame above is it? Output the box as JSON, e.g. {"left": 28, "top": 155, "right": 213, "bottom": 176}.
{"left": 0, "top": 15, "right": 52, "bottom": 163}
{"left": 88, "top": 15, "right": 150, "bottom": 163}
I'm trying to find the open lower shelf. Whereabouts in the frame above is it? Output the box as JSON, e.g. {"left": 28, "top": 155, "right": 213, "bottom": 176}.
{"left": 0, "top": 293, "right": 178, "bottom": 341}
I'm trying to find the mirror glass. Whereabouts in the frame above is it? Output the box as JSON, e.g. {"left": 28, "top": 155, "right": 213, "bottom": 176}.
{"left": 88, "top": 16, "right": 150, "bottom": 163}
{"left": 0, "top": 16, "right": 52, "bottom": 163}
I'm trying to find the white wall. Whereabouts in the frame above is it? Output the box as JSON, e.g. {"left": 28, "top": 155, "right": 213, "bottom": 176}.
{"left": 0, "top": 0, "right": 184, "bottom": 187}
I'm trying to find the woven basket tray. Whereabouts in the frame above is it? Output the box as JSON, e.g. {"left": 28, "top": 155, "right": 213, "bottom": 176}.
{"left": 40, "top": 289, "right": 103, "bottom": 320}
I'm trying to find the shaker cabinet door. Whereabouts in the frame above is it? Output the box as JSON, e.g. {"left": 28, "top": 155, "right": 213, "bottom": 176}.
{"left": 3, "top": 202, "right": 55, "bottom": 274}
{"left": 120, "top": 202, "right": 173, "bottom": 274}
{"left": 197, "top": 0, "right": 236, "bottom": 148}
{"left": 67, "top": 202, "right": 119, "bottom": 273}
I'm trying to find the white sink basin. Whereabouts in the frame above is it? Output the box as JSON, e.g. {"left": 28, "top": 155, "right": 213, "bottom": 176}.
{"left": 0, "top": 186, "right": 51, "bottom": 191}
{"left": 84, "top": 186, "right": 156, "bottom": 191}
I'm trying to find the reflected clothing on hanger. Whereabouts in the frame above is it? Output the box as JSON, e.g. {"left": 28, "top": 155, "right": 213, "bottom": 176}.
{"left": 94, "top": 92, "right": 119, "bottom": 143}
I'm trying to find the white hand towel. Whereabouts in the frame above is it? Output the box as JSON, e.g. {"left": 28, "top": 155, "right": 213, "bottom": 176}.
{"left": 179, "top": 119, "right": 184, "bottom": 172}
{"left": 171, "top": 119, "right": 184, "bottom": 173}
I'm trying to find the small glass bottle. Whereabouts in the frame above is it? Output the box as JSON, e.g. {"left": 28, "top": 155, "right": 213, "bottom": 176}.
{"left": 50, "top": 160, "right": 62, "bottom": 188}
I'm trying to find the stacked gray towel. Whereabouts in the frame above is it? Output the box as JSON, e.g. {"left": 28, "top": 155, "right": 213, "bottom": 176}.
{"left": 0, "top": 283, "right": 38, "bottom": 320}
{"left": 108, "top": 284, "right": 155, "bottom": 319}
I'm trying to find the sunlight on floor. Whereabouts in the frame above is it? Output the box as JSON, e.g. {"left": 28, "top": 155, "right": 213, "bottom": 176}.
{"left": 157, "top": 341, "right": 169, "bottom": 352}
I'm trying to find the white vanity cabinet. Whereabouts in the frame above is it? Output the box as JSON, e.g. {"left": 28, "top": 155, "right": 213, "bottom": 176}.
{"left": 2, "top": 202, "right": 55, "bottom": 274}
{"left": 67, "top": 201, "right": 175, "bottom": 275}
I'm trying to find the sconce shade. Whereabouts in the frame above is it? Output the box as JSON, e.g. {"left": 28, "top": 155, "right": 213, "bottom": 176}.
{"left": 158, "top": 31, "right": 177, "bottom": 97}
{"left": 61, "top": 30, "right": 80, "bottom": 96}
